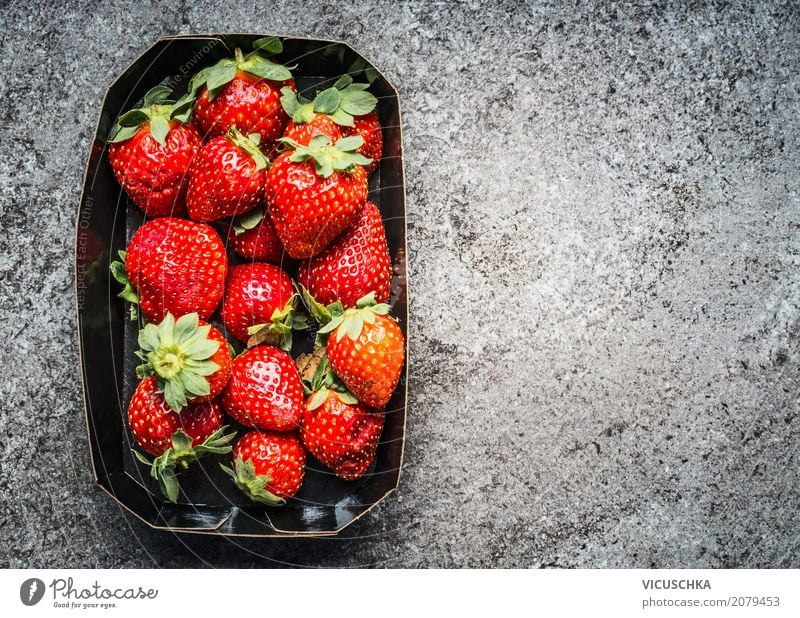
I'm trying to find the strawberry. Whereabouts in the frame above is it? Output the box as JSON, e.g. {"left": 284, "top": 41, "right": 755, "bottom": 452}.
{"left": 220, "top": 263, "right": 305, "bottom": 347}
{"left": 226, "top": 206, "right": 287, "bottom": 263}
{"left": 134, "top": 312, "right": 232, "bottom": 412}
{"left": 190, "top": 38, "right": 295, "bottom": 140}
{"left": 266, "top": 134, "right": 370, "bottom": 258}
{"left": 344, "top": 111, "right": 382, "bottom": 175}
{"left": 110, "top": 217, "right": 227, "bottom": 322}
{"left": 221, "top": 430, "right": 305, "bottom": 505}
{"left": 186, "top": 127, "right": 269, "bottom": 222}
{"left": 128, "top": 376, "right": 235, "bottom": 502}
{"left": 316, "top": 293, "right": 405, "bottom": 408}
{"left": 298, "top": 201, "right": 391, "bottom": 308}
{"left": 221, "top": 345, "right": 305, "bottom": 431}
{"left": 299, "top": 350, "right": 384, "bottom": 480}
{"left": 280, "top": 74, "right": 381, "bottom": 173}
{"left": 283, "top": 113, "right": 343, "bottom": 147}
{"left": 108, "top": 85, "right": 201, "bottom": 217}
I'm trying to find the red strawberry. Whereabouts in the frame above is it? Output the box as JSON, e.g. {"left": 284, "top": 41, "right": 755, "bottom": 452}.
{"left": 134, "top": 312, "right": 232, "bottom": 412}
{"left": 298, "top": 201, "right": 391, "bottom": 308}
{"left": 186, "top": 127, "right": 269, "bottom": 222}
{"left": 221, "top": 430, "right": 305, "bottom": 504}
{"left": 191, "top": 39, "right": 294, "bottom": 140}
{"left": 111, "top": 218, "right": 227, "bottom": 322}
{"left": 266, "top": 135, "right": 370, "bottom": 258}
{"left": 280, "top": 75, "right": 381, "bottom": 174}
{"left": 108, "top": 85, "right": 201, "bottom": 217}
{"left": 300, "top": 352, "right": 384, "bottom": 480}
{"left": 226, "top": 207, "right": 287, "bottom": 263}
{"left": 318, "top": 293, "right": 405, "bottom": 408}
{"left": 220, "top": 263, "right": 302, "bottom": 346}
{"left": 221, "top": 345, "right": 305, "bottom": 431}
{"left": 344, "top": 111, "right": 382, "bottom": 175}
{"left": 283, "top": 113, "right": 343, "bottom": 146}
{"left": 128, "top": 376, "right": 235, "bottom": 502}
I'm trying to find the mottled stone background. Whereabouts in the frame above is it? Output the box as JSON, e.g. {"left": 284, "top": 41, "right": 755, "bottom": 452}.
{"left": 1, "top": 0, "right": 798, "bottom": 568}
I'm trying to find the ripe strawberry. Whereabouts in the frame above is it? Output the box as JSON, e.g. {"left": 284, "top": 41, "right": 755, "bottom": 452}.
{"left": 191, "top": 38, "right": 295, "bottom": 140}
{"left": 221, "top": 430, "right": 306, "bottom": 505}
{"left": 110, "top": 217, "right": 227, "bottom": 322}
{"left": 317, "top": 293, "right": 405, "bottom": 408}
{"left": 128, "top": 376, "right": 235, "bottom": 502}
{"left": 221, "top": 345, "right": 305, "bottom": 431}
{"left": 283, "top": 113, "right": 343, "bottom": 147}
{"left": 280, "top": 75, "right": 381, "bottom": 174}
{"left": 300, "top": 351, "right": 384, "bottom": 480}
{"left": 186, "top": 127, "right": 269, "bottom": 222}
{"left": 226, "top": 207, "right": 287, "bottom": 263}
{"left": 344, "top": 111, "right": 382, "bottom": 175}
{"left": 298, "top": 201, "right": 391, "bottom": 308}
{"left": 108, "top": 85, "right": 201, "bottom": 217}
{"left": 220, "top": 263, "right": 304, "bottom": 347}
{"left": 134, "top": 312, "right": 232, "bottom": 412}
{"left": 267, "top": 134, "right": 370, "bottom": 258}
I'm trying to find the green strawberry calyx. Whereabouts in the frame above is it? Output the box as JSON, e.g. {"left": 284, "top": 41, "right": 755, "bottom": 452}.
{"left": 298, "top": 284, "right": 346, "bottom": 346}
{"left": 301, "top": 350, "right": 359, "bottom": 410}
{"left": 220, "top": 456, "right": 286, "bottom": 507}
{"left": 189, "top": 37, "right": 294, "bottom": 101}
{"left": 109, "top": 250, "right": 139, "bottom": 321}
{"left": 280, "top": 74, "right": 377, "bottom": 127}
{"left": 135, "top": 312, "right": 222, "bottom": 413}
{"left": 108, "top": 84, "right": 195, "bottom": 147}
{"left": 278, "top": 134, "right": 372, "bottom": 178}
{"left": 133, "top": 426, "right": 236, "bottom": 503}
{"left": 316, "top": 291, "right": 391, "bottom": 344}
{"left": 246, "top": 294, "right": 308, "bottom": 351}
{"left": 225, "top": 126, "right": 269, "bottom": 171}
{"left": 231, "top": 206, "right": 266, "bottom": 235}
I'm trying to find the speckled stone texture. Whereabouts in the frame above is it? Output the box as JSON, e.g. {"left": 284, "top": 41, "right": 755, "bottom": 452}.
{"left": 1, "top": 0, "right": 798, "bottom": 568}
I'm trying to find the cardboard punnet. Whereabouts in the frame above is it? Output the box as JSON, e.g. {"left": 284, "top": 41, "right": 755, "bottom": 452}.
{"left": 75, "top": 34, "right": 408, "bottom": 537}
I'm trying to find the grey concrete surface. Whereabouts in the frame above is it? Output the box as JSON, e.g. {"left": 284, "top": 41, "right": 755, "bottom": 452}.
{"left": 1, "top": 0, "right": 799, "bottom": 568}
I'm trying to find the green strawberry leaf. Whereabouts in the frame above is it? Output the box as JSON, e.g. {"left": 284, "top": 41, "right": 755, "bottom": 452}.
{"left": 333, "top": 74, "right": 353, "bottom": 90}
{"left": 108, "top": 125, "right": 141, "bottom": 143}
{"left": 339, "top": 89, "right": 377, "bottom": 116}
{"left": 149, "top": 116, "right": 170, "bottom": 147}
{"left": 329, "top": 108, "right": 354, "bottom": 127}
{"left": 313, "top": 87, "right": 341, "bottom": 114}
{"left": 241, "top": 55, "right": 293, "bottom": 81}
{"left": 143, "top": 85, "right": 172, "bottom": 106}
{"left": 117, "top": 109, "right": 150, "bottom": 128}
{"left": 206, "top": 61, "right": 238, "bottom": 97}
{"left": 252, "top": 36, "right": 283, "bottom": 55}
{"left": 232, "top": 206, "right": 265, "bottom": 235}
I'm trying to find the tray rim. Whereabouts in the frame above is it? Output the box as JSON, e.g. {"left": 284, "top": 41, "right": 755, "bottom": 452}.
{"left": 74, "top": 33, "right": 410, "bottom": 537}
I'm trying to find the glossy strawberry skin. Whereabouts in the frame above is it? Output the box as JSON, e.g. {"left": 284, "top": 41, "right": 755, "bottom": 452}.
{"left": 344, "top": 112, "right": 382, "bottom": 175}
{"left": 226, "top": 211, "right": 286, "bottom": 263}
{"left": 221, "top": 346, "right": 305, "bottom": 431}
{"left": 186, "top": 136, "right": 265, "bottom": 222}
{"left": 195, "top": 73, "right": 295, "bottom": 140}
{"left": 266, "top": 152, "right": 368, "bottom": 259}
{"left": 128, "top": 376, "right": 223, "bottom": 457}
{"left": 298, "top": 201, "right": 391, "bottom": 308}
{"left": 108, "top": 123, "right": 202, "bottom": 217}
{"left": 302, "top": 391, "right": 384, "bottom": 480}
{"left": 125, "top": 217, "right": 227, "bottom": 322}
{"left": 283, "top": 114, "right": 343, "bottom": 146}
{"left": 327, "top": 316, "right": 405, "bottom": 408}
{"left": 202, "top": 323, "right": 233, "bottom": 399}
{"left": 220, "top": 263, "right": 294, "bottom": 343}
{"left": 234, "top": 430, "right": 306, "bottom": 499}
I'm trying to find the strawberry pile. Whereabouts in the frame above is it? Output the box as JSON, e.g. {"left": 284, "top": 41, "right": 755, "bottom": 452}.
{"left": 108, "top": 38, "right": 404, "bottom": 507}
